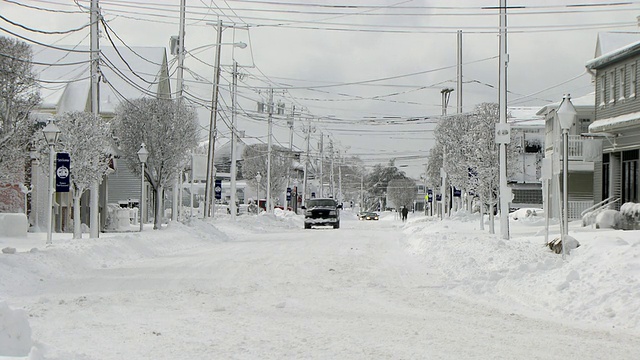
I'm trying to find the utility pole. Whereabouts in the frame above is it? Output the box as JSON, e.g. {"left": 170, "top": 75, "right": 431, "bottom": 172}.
{"left": 302, "top": 118, "right": 312, "bottom": 206}
{"left": 266, "top": 87, "right": 273, "bottom": 213}
{"left": 89, "top": 0, "right": 100, "bottom": 238}
{"left": 498, "top": 0, "right": 510, "bottom": 240}
{"left": 457, "top": 30, "right": 463, "bottom": 114}
{"left": 285, "top": 106, "right": 295, "bottom": 210}
{"left": 229, "top": 61, "right": 238, "bottom": 219}
{"left": 169, "top": 0, "right": 187, "bottom": 223}
{"left": 338, "top": 160, "right": 342, "bottom": 204}
{"left": 319, "top": 133, "right": 324, "bottom": 198}
{"left": 440, "top": 88, "right": 453, "bottom": 219}
{"left": 329, "top": 139, "right": 335, "bottom": 198}
{"left": 204, "top": 20, "right": 223, "bottom": 218}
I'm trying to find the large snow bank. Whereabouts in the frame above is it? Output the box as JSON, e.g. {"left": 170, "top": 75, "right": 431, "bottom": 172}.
{"left": 403, "top": 211, "right": 640, "bottom": 331}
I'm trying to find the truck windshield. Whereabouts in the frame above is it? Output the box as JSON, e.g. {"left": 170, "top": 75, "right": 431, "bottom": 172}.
{"left": 307, "top": 199, "right": 336, "bottom": 207}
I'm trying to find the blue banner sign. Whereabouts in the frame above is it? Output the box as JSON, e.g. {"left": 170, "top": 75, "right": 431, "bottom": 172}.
{"left": 55, "top": 152, "right": 70, "bottom": 193}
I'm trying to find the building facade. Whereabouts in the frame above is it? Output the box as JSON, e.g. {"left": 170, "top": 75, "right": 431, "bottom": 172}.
{"left": 585, "top": 32, "right": 640, "bottom": 209}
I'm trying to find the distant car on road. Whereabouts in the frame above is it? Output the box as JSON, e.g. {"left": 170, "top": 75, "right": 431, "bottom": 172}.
{"left": 358, "top": 212, "right": 379, "bottom": 221}
{"left": 302, "top": 198, "right": 341, "bottom": 229}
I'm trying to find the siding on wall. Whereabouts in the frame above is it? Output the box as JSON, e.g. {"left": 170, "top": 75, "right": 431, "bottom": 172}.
{"left": 107, "top": 166, "right": 142, "bottom": 204}
{"left": 593, "top": 161, "right": 603, "bottom": 203}
{"left": 596, "top": 58, "right": 640, "bottom": 120}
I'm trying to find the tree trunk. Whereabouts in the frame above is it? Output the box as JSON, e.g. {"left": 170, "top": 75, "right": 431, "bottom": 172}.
{"left": 154, "top": 185, "right": 163, "bottom": 229}
{"left": 479, "top": 193, "right": 485, "bottom": 231}
{"left": 73, "top": 193, "right": 82, "bottom": 239}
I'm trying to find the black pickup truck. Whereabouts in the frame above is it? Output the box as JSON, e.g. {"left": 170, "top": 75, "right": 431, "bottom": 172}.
{"left": 302, "top": 198, "right": 342, "bottom": 229}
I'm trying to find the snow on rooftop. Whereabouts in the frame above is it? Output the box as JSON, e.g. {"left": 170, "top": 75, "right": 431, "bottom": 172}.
{"left": 594, "top": 32, "right": 640, "bottom": 58}
{"left": 587, "top": 32, "right": 640, "bottom": 70}
{"left": 589, "top": 111, "right": 640, "bottom": 133}
{"left": 508, "top": 107, "right": 545, "bottom": 127}
{"left": 535, "top": 93, "right": 595, "bottom": 116}
{"left": 32, "top": 45, "right": 168, "bottom": 115}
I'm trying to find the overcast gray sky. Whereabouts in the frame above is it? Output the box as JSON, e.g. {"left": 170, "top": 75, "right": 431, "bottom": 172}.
{"left": 2, "top": 0, "right": 639, "bottom": 178}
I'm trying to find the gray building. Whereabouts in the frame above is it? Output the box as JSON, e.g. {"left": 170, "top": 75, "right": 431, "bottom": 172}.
{"left": 585, "top": 32, "right": 640, "bottom": 209}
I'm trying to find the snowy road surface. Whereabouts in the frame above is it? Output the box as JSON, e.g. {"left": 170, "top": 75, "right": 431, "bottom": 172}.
{"left": 2, "top": 212, "right": 639, "bottom": 359}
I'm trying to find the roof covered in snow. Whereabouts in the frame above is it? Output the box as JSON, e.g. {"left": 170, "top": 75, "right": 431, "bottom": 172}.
{"left": 535, "top": 93, "right": 595, "bottom": 116}
{"left": 31, "top": 45, "right": 170, "bottom": 116}
{"left": 589, "top": 111, "right": 640, "bottom": 133}
{"left": 586, "top": 32, "right": 640, "bottom": 70}
{"left": 507, "top": 107, "right": 545, "bottom": 127}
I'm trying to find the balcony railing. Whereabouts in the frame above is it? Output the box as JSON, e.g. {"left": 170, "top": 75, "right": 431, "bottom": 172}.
{"left": 567, "top": 135, "right": 583, "bottom": 160}
{"left": 545, "top": 135, "right": 587, "bottom": 161}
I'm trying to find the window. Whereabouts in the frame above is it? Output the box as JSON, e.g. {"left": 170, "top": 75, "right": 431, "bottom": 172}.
{"left": 619, "top": 67, "right": 626, "bottom": 101}
{"left": 622, "top": 150, "right": 638, "bottom": 203}
{"left": 631, "top": 63, "right": 637, "bottom": 98}
{"left": 609, "top": 71, "right": 616, "bottom": 103}
{"left": 599, "top": 75, "right": 606, "bottom": 106}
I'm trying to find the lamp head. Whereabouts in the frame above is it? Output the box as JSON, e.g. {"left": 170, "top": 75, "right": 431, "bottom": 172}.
{"left": 137, "top": 143, "right": 149, "bottom": 163}
{"left": 557, "top": 94, "right": 577, "bottom": 131}
{"left": 42, "top": 120, "right": 61, "bottom": 146}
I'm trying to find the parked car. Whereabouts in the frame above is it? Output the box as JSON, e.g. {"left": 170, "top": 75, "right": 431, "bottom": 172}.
{"left": 358, "top": 212, "right": 379, "bottom": 221}
{"left": 302, "top": 198, "right": 341, "bottom": 229}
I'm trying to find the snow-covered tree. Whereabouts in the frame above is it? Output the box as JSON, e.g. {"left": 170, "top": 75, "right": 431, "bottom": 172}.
{"left": 34, "top": 112, "right": 112, "bottom": 238}
{"left": 0, "top": 37, "right": 41, "bottom": 210}
{"left": 387, "top": 178, "right": 417, "bottom": 209}
{"left": 114, "top": 98, "right": 198, "bottom": 229}
{"left": 242, "top": 144, "right": 292, "bottom": 203}
{"left": 365, "top": 160, "right": 407, "bottom": 210}
{"left": 429, "top": 103, "right": 508, "bottom": 227}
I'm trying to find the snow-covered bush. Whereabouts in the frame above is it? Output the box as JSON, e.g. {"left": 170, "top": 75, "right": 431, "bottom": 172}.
{"left": 595, "top": 209, "right": 622, "bottom": 229}
{"left": 620, "top": 202, "right": 640, "bottom": 230}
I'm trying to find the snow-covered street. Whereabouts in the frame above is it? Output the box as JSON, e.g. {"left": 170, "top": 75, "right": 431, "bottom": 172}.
{"left": 2, "top": 210, "right": 639, "bottom": 359}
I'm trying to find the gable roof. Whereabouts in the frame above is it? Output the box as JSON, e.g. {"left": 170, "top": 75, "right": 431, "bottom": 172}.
{"left": 586, "top": 32, "right": 640, "bottom": 70}
{"left": 32, "top": 45, "right": 170, "bottom": 115}
{"left": 535, "top": 92, "right": 595, "bottom": 116}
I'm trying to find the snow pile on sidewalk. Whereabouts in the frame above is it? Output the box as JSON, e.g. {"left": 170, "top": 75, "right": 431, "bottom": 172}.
{"left": 0, "top": 301, "right": 43, "bottom": 359}
{"left": 403, "top": 210, "right": 640, "bottom": 332}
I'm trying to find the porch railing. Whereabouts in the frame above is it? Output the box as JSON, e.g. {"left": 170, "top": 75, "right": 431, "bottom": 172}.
{"left": 567, "top": 135, "right": 583, "bottom": 160}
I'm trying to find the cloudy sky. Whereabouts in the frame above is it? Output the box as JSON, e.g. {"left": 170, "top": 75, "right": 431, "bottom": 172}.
{"left": 2, "top": 0, "right": 639, "bottom": 178}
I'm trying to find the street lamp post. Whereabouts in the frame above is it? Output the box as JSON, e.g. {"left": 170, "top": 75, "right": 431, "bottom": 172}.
{"left": 556, "top": 94, "right": 577, "bottom": 260}
{"left": 256, "top": 172, "right": 262, "bottom": 212}
{"left": 42, "top": 120, "right": 60, "bottom": 245}
{"left": 137, "top": 143, "right": 149, "bottom": 232}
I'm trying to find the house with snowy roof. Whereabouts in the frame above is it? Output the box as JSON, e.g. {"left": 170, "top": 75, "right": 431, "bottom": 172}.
{"left": 29, "top": 45, "right": 171, "bottom": 233}
{"left": 584, "top": 32, "right": 640, "bottom": 212}
{"left": 536, "top": 92, "right": 597, "bottom": 220}
{"left": 506, "top": 107, "right": 546, "bottom": 210}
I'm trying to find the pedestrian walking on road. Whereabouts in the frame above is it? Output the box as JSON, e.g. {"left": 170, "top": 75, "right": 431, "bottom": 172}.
{"left": 401, "top": 206, "right": 409, "bottom": 222}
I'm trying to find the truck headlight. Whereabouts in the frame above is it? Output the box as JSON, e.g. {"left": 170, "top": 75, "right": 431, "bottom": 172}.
{"left": 329, "top": 210, "right": 336, "bottom": 216}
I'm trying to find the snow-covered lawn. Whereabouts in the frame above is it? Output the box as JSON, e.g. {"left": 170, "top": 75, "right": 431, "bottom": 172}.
{"left": 1, "top": 209, "right": 639, "bottom": 359}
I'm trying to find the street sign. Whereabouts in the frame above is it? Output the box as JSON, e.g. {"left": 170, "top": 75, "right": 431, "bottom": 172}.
{"left": 214, "top": 179, "right": 222, "bottom": 199}
{"left": 55, "top": 152, "right": 70, "bottom": 192}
